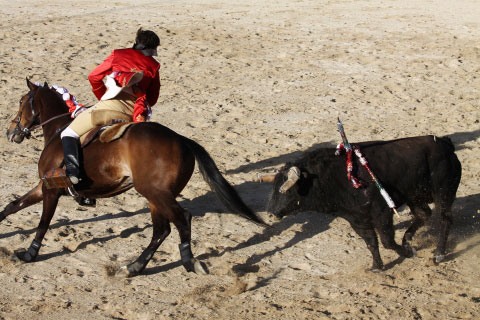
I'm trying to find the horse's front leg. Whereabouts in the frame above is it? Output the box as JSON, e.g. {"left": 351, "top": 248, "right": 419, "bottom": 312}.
{"left": 0, "top": 182, "right": 44, "bottom": 222}
{"left": 14, "top": 188, "right": 61, "bottom": 262}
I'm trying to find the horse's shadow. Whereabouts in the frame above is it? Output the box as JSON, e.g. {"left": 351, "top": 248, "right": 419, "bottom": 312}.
{"left": 0, "top": 209, "right": 148, "bottom": 241}
{"left": 3, "top": 209, "right": 150, "bottom": 262}
{"left": 143, "top": 209, "right": 335, "bottom": 276}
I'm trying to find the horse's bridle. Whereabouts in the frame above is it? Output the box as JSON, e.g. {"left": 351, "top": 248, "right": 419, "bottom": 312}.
{"left": 11, "top": 88, "right": 71, "bottom": 140}
{"left": 11, "top": 90, "right": 39, "bottom": 139}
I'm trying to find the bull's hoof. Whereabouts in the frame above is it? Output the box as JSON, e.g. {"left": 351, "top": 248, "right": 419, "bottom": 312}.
{"left": 369, "top": 267, "right": 384, "bottom": 273}
{"left": 410, "top": 247, "right": 417, "bottom": 257}
{"left": 12, "top": 248, "right": 36, "bottom": 263}
{"left": 403, "top": 245, "right": 417, "bottom": 258}
{"left": 433, "top": 254, "right": 445, "bottom": 265}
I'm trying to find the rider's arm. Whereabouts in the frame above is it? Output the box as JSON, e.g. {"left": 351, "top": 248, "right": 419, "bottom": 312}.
{"left": 88, "top": 51, "right": 115, "bottom": 100}
{"left": 145, "top": 65, "right": 160, "bottom": 107}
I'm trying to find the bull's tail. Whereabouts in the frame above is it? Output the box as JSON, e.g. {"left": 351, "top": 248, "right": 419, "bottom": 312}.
{"left": 182, "top": 136, "right": 266, "bottom": 226}
{"left": 435, "top": 135, "right": 455, "bottom": 152}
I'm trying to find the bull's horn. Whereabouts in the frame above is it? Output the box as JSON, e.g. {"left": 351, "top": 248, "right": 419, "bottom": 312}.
{"left": 279, "top": 166, "right": 301, "bottom": 193}
{"left": 253, "top": 172, "right": 278, "bottom": 183}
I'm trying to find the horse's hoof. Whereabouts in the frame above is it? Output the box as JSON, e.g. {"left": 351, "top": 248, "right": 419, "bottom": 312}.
{"left": 115, "top": 266, "right": 133, "bottom": 278}
{"left": 369, "top": 267, "right": 383, "bottom": 273}
{"left": 193, "top": 259, "right": 208, "bottom": 275}
{"left": 433, "top": 254, "right": 445, "bottom": 264}
{"left": 12, "top": 249, "right": 35, "bottom": 263}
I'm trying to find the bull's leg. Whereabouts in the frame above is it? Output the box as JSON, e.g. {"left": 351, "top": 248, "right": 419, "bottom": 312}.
{"left": 434, "top": 203, "right": 453, "bottom": 263}
{"left": 373, "top": 211, "right": 414, "bottom": 259}
{"left": 350, "top": 224, "right": 384, "bottom": 271}
{"left": 0, "top": 182, "right": 43, "bottom": 222}
{"left": 431, "top": 154, "right": 461, "bottom": 264}
{"left": 14, "top": 189, "right": 60, "bottom": 262}
{"left": 119, "top": 201, "right": 171, "bottom": 277}
{"left": 402, "top": 203, "right": 431, "bottom": 254}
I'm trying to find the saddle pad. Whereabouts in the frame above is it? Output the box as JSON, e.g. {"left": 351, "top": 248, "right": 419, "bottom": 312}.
{"left": 99, "top": 122, "right": 135, "bottom": 143}
{"left": 41, "top": 168, "right": 73, "bottom": 189}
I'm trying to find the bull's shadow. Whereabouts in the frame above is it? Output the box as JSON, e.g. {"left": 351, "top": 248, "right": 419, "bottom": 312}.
{"left": 225, "top": 128, "right": 480, "bottom": 175}
{"left": 226, "top": 141, "right": 336, "bottom": 175}
{"left": 447, "top": 128, "right": 480, "bottom": 151}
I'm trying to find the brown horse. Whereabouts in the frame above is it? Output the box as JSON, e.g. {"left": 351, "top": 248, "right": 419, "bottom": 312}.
{"left": 3, "top": 79, "right": 265, "bottom": 276}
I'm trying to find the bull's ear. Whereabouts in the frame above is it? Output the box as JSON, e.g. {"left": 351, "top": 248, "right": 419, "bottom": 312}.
{"left": 26, "top": 77, "right": 36, "bottom": 91}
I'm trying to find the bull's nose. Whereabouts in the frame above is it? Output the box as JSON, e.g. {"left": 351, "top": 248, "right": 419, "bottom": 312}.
{"left": 262, "top": 211, "right": 282, "bottom": 225}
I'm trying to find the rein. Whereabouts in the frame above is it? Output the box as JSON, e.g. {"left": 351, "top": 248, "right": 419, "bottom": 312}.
{"left": 30, "top": 112, "right": 72, "bottom": 131}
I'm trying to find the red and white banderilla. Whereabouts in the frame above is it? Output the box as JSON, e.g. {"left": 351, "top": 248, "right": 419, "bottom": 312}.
{"left": 336, "top": 118, "right": 400, "bottom": 218}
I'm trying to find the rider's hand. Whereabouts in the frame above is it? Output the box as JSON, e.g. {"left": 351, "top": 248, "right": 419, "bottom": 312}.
{"left": 134, "top": 114, "right": 146, "bottom": 123}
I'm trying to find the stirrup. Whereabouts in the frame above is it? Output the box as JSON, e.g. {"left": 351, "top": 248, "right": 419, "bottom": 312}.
{"left": 67, "top": 186, "right": 80, "bottom": 198}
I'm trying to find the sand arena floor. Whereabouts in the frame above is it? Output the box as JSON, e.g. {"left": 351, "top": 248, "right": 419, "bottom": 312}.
{"left": 0, "top": 0, "right": 478, "bottom": 319}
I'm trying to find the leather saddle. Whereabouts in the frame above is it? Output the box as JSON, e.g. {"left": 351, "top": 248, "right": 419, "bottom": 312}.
{"left": 42, "top": 110, "right": 135, "bottom": 191}
{"left": 80, "top": 109, "right": 135, "bottom": 147}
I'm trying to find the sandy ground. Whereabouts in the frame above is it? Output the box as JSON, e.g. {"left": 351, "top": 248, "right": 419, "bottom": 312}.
{"left": 0, "top": 0, "right": 479, "bottom": 319}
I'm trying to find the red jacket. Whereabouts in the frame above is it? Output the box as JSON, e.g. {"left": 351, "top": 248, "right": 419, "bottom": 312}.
{"left": 88, "top": 48, "right": 160, "bottom": 119}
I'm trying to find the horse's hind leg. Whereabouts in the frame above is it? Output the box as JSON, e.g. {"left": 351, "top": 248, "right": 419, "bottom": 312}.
{"left": 0, "top": 182, "right": 43, "bottom": 222}
{"left": 14, "top": 188, "right": 60, "bottom": 262}
{"left": 120, "top": 201, "right": 171, "bottom": 277}
{"left": 171, "top": 204, "right": 207, "bottom": 274}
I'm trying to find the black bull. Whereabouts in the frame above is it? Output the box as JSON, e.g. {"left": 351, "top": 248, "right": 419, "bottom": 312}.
{"left": 265, "top": 135, "right": 461, "bottom": 271}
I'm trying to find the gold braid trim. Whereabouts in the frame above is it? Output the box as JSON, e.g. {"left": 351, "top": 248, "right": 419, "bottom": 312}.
{"left": 92, "top": 84, "right": 105, "bottom": 92}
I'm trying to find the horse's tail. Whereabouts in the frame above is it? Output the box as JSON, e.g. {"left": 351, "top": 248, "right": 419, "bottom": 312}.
{"left": 182, "top": 136, "right": 266, "bottom": 226}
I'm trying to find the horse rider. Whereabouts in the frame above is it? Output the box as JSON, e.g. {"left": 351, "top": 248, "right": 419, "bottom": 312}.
{"left": 60, "top": 28, "right": 161, "bottom": 184}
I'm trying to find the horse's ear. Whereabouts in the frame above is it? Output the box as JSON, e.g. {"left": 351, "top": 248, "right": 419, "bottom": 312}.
{"left": 43, "top": 81, "right": 49, "bottom": 88}
{"left": 26, "top": 77, "right": 36, "bottom": 91}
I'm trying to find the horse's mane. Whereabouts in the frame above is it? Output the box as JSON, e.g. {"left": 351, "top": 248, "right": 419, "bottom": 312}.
{"left": 37, "top": 82, "right": 71, "bottom": 112}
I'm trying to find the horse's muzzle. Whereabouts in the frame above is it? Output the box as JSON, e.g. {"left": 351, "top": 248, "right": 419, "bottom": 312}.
{"left": 6, "top": 127, "right": 27, "bottom": 143}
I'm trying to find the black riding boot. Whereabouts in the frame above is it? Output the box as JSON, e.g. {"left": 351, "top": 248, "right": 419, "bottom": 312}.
{"left": 61, "top": 136, "right": 81, "bottom": 184}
